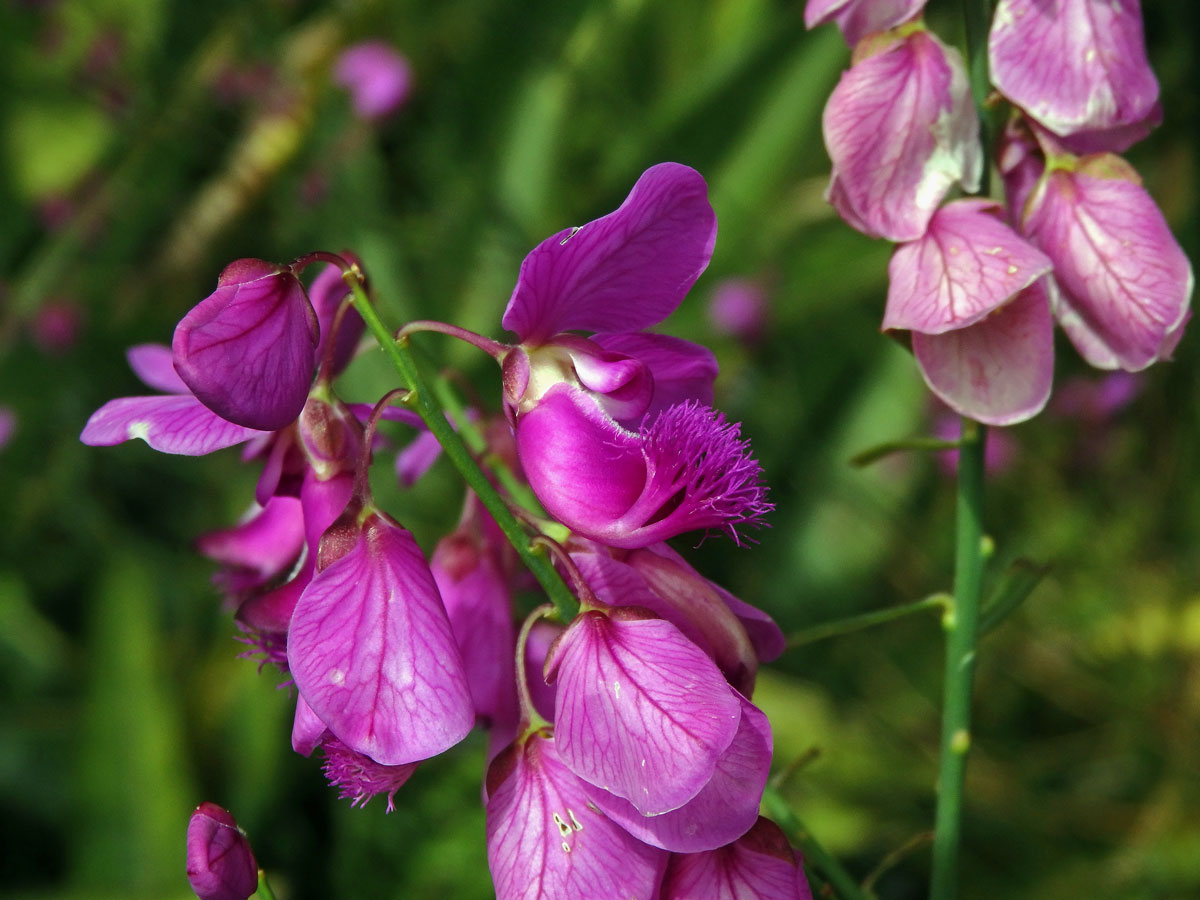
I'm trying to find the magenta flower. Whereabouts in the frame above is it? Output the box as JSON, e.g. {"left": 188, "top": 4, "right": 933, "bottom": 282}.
{"left": 989, "top": 0, "right": 1159, "bottom": 147}
{"left": 196, "top": 495, "right": 306, "bottom": 595}
{"left": 81, "top": 344, "right": 266, "bottom": 454}
{"left": 500, "top": 163, "right": 770, "bottom": 548}
{"left": 661, "top": 817, "right": 814, "bottom": 900}
{"left": 185, "top": 803, "right": 258, "bottom": 900}
{"left": 583, "top": 694, "right": 773, "bottom": 853}
{"left": 1023, "top": 155, "right": 1192, "bottom": 371}
{"left": 486, "top": 731, "right": 667, "bottom": 900}
{"left": 569, "top": 543, "right": 761, "bottom": 696}
{"left": 545, "top": 607, "right": 742, "bottom": 814}
{"left": 0, "top": 406, "right": 15, "bottom": 451}
{"left": 334, "top": 41, "right": 413, "bottom": 120}
{"left": 823, "top": 29, "right": 981, "bottom": 241}
{"left": 173, "top": 259, "right": 319, "bottom": 431}
{"left": 287, "top": 507, "right": 474, "bottom": 766}
{"left": 804, "top": 0, "right": 926, "bottom": 45}
{"left": 884, "top": 199, "right": 1055, "bottom": 424}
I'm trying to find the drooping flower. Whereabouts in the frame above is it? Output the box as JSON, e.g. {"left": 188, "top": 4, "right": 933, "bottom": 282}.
{"left": 545, "top": 607, "right": 742, "bottom": 815}
{"left": 173, "top": 259, "right": 319, "bottom": 431}
{"left": 823, "top": 28, "right": 981, "bottom": 241}
{"left": 485, "top": 731, "right": 667, "bottom": 900}
{"left": 185, "top": 803, "right": 258, "bottom": 900}
{"left": 500, "top": 163, "right": 770, "bottom": 548}
{"left": 1022, "top": 155, "right": 1192, "bottom": 371}
{"left": 989, "top": 0, "right": 1159, "bottom": 148}
{"left": 582, "top": 694, "right": 773, "bottom": 853}
{"left": 81, "top": 344, "right": 266, "bottom": 454}
{"left": 884, "top": 199, "right": 1056, "bottom": 424}
{"left": 334, "top": 41, "right": 413, "bottom": 121}
{"left": 804, "top": 0, "right": 927, "bottom": 46}
{"left": 660, "top": 817, "right": 814, "bottom": 900}
{"left": 287, "top": 503, "right": 474, "bottom": 766}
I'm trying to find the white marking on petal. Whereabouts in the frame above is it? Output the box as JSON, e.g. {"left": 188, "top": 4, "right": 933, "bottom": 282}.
{"left": 127, "top": 421, "right": 151, "bottom": 442}
{"left": 329, "top": 669, "right": 345, "bottom": 685}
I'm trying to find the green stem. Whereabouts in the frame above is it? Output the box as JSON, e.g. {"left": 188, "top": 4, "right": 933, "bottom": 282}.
{"left": 254, "top": 869, "right": 277, "bottom": 900}
{"left": 929, "top": 419, "right": 987, "bottom": 900}
{"left": 963, "top": 0, "right": 995, "bottom": 196}
{"left": 786, "top": 594, "right": 951, "bottom": 648}
{"left": 763, "top": 787, "right": 873, "bottom": 900}
{"left": 344, "top": 272, "right": 580, "bottom": 623}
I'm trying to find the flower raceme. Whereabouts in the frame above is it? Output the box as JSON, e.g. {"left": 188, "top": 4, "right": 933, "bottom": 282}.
{"left": 807, "top": 0, "right": 1192, "bottom": 424}
{"left": 499, "top": 162, "right": 771, "bottom": 548}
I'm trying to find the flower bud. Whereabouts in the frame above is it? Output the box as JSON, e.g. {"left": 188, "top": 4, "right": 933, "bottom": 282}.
{"left": 185, "top": 802, "right": 258, "bottom": 900}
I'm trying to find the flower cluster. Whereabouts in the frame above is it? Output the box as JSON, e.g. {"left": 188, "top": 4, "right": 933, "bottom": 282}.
{"left": 83, "top": 164, "right": 811, "bottom": 899}
{"left": 807, "top": 0, "right": 1192, "bottom": 424}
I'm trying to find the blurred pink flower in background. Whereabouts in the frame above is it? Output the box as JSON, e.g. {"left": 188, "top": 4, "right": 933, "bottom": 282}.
{"left": 30, "top": 299, "right": 83, "bottom": 354}
{"left": 334, "top": 41, "right": 413, "bottom": 120}
{"left": 707, "top": 278, "right": 768, "bottom": 344}
{"left": 0, "top": 407, "right": 16, "bottom": 451}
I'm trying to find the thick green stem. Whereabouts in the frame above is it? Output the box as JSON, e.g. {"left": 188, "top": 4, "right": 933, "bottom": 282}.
{"left": 787, "top": 594, "right": 951, "bottom": 648}
{"left": 344, "top": 272, "right": 580, "bottom": 622}
{"left": 763, "top": 787, "right": 873, "bottom": 900}
{"left": 929, "top": 419, "right": 987, "bottom": 900}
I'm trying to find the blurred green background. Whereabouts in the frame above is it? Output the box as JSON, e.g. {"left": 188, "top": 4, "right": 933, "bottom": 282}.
{"left": 1, "top": 0, "right": 1197, "bottom": 898}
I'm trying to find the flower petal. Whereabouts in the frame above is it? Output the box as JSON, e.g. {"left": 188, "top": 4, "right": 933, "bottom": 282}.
{"left": 585, "top": 695, "right": 772, "bottom": 853}
{"left": 547, "top": 609, "right": 741, "bottom": 814}
{"left": 884, "top": 199, "right": 1053, "bottom": 333}
{"left": 308, "top": 261, "right": 365, "bottom": 376}
{"left": 80, "top": 395, "right": 263, "bottom": 455}
{"left": 502, "top": 163, "right": 716, "bottom": 343}
{"left": 196, "top": 495, "right": 306, "bottom": 581}
{"left": 913, "top": 280, "right": 1054, "bottom": 425}
{"left": 287, "top": 513, "right": 474, "bottom": 765}
{"left": 1024, "top": 162, "right": 1193, "bottom": 370}
{"left": 517, "top": 386, "right": 771, "bottom": 549}
{"left": 989, "top": 0, "right": 1159, "bottom": 138}
{"left": 592, "top": 332, "right": 718, "bottom": 421}
{"left": 485, "top": 734, "right": 667, "bottom": 900}
{"left": 126, "top": 343, "right": 188, "bottom": 393}
{"left": 804, "top": 0, "right": 927, "bottom": 45}
{"left": 173, "top": 259, "right": 319, "bottom": 431}
{"left": 824, "top": 30, "right": 981, "bottom": 240}
{"left": 661, "top": 817, "right": 813, "bottom": 900}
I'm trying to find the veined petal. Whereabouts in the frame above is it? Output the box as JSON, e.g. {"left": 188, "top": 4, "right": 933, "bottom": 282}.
{"left": 173, "top": 259, "right": 319, "bottom": 431}
{"left": 661, "top": 817, "right": 814, "bottom": 900}
{"left": 502, "top": 163, "right": 716, "bottom": 343}
{"left": 824, "top": 30, "right": 981, "bottom": 241}
{"left": 989, "top": 0, "right": 1159, "bottom": 138}
{"left": 126, "top": 343, "right": 187, "bottom": 393}
{"left": 1025, "top": 162, "right": 1193, "bottom": 370}
{"left": 80, "top": 395, "right": 263, "bottom": 455}
{"left": 585, "top": 695, "right": 772, "bottom": 853}
{"left": 593, "top": 332, "right": 718, "bottom": 421}
{"left": 804, "top": 0, "right": 927, "bottom": 45}
{"left": 546, "top": 609, "right": 741, "bottom": 814}
{"left": 884, "top": 200, "right": 1053, "bottom": 333}
{"left": 287, "top": 513, "right": 474, "bottom": 765}
{"left": 292, "top": 693, "right": 328, "bottom": 757}
{"left": 913, "top": 280, "right": 1054, "bottom": 425}
{"left": 485, "top": 734, "right": 666, "bottom": 900}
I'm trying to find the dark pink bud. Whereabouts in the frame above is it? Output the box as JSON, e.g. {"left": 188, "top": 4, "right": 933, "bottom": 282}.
{"left": 185, "top": 802, "right": 258, "bottom": 900}
{"left": 173, "top": 259, "right": 319, "bottom": 431}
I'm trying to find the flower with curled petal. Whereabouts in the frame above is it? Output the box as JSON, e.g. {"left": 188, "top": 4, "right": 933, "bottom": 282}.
{"left": 499, "top": 163, "right": 770, "bottom": 548}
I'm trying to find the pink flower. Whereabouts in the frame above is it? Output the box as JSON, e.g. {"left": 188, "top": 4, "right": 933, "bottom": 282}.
{"left": 884, "top": 199, "right": 1055, "bottom": 424}
{"left": 823, "top": 29, "right": 981, "bottom": 241}
{"left": 1023, "top": 155, "right": 1192, "bottom": 371}
{"left": 989, "top": 0, "right": 1159, "bottom": 147}
{"left": 661, "top": 817, "right": 814, "bottom": 900}
{"left": 334, "top": 41, "right": 413, "bottom": 120}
